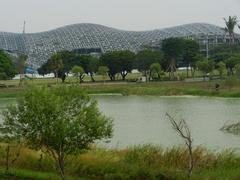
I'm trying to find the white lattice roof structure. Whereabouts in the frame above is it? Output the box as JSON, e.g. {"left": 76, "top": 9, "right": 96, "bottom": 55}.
{"left": 0, "top": 23, "right": 235, "bottom": 68}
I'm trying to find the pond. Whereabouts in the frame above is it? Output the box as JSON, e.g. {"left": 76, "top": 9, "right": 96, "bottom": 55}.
{"left": 94, "top": 95, "right": 240, "bottom": 150}
{"left": 0, "top": 96, "right": 240, "bottom": 150}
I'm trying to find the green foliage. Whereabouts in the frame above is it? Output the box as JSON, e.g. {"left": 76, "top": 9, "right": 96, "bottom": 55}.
{"left": 150, "top": 63, "right": 161, "bottom": 80}
{"left": 234, "top": 63, "right": 240, "bottom": 78}
{"left": 226, "top": 54, "right": 240, "bottom": 74}
{"left": 48, "top": 53, "right": 63, "bottom": 77}
{"left": 0, "top": 50, "right": 16, "bottom": 80}
{"left": 71, "top": 65, "right": 85, "bottom": 75}
{"left": 2, "top": 85, "right": 113, "bottom": 151}
{"left": 196, "top": 58, "right": 215, "bottom": 78}
{"left": 100, "top": 50, "right": 135, "bottom": 80}
{"left": 216, "top": 61, "right": 227, "bottom": 79}
{"left": 162, "top": 38, "right": 185, "bottom": 79}
{"left": 38, "top": 51, "right": 100, "bottom": 83}
{"left": 98, "top": 66, "right": 109, "bottom": 82}
{"left": 0, "top": 85, "right": 113, "bottom": 179}
{"left": 182, "top": 39, "right": 200, "bottom": 64}
{"left": 211, "top": 44, "right": 240, "bottom": 56}
{"left": 98, "top": 66, "right": 109, "bottom": 75}
{"left": 71, "top": 65, "right": 85, "bottom": 83}
{"left": 136, "top": 50, "right": 163, "bottom": 73}
{"left": 162, "top": 38, "right": 185, "bottom": 60}
{"left": 224, "top": 16, "right": 238, "bottom": 43}
{"left": 182, "top": 39, "right": 200, "bottom": 77}
{"left": 210, "top": 45, "right": 240, "bottom": 75}
{"left": 224, "top": 76, "right": 239, "bottom": 89}
{"left": 0, "top": 145, "right": 240, "bottom": 179}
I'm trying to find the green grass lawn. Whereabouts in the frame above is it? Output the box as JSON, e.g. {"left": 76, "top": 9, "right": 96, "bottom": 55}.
{"left": 0, "top": 70, "right": 238, "bottom": 99}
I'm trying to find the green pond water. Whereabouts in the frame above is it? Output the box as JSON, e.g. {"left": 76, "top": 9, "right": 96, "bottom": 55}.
{"left": 94, "top": 95, "right": 240, "bottom": 150}
{"left": 0, "top": 96, "right": 240, "bottom": 150}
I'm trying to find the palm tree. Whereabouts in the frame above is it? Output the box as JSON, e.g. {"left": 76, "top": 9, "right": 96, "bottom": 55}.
{"left": 224, "top": 16, "right": 238, "bottom": 44}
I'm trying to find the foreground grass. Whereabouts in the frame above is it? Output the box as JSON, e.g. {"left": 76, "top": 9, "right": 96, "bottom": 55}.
{"left": 0, "top": 144, "right": 240, "bottom": 179}
{"left": 0, "top": 168, "right": 61, "bottom": 180}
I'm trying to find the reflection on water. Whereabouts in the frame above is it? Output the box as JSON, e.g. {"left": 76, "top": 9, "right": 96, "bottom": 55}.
{"left": 94, "top": 95, "right": 240, "bottom": 150}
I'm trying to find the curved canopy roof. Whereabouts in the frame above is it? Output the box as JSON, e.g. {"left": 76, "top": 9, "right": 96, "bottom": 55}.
{"left": 0, "top": 23, "right": 228, "bottom": 68}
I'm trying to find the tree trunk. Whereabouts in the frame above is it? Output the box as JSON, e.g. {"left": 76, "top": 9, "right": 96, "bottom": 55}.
{"left": 187, "top": 141, "right": 193, "bottom": 180}
{"left": 191, "top": 67, "right": 196, "bottom": 78}
{"left": 61, "top": 74, "right": 66, "bottom": 83}
{"left": 55, "top": 70, "right": 59, "bottom": 83}
{"left": 108, "top": 74, "right": 115, "bottom": 81}
{"left": 5, "top": 145, "right": 10, "bottom": 173}
{"left": 169, "top": 58, "right": 176, "bottom": 80}
{"left": 58, "top": 156, "right": 65, "bottom": 180}
{"left": 121, "top": 72, "right": 128, "bottom": 81}
{"left": 90, "top": 73, "right": 95, "bottom": 82}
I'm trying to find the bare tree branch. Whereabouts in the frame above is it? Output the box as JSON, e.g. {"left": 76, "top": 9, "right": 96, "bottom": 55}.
{"left": 166, "top": 113, "right": 194, "bottom": 180}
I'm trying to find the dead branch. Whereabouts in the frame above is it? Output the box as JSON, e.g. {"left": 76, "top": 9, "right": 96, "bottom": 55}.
{"left": 166, "top": 113, "right": 194, "bottom": 180}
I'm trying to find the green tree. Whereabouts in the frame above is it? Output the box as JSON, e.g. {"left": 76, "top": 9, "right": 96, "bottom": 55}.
{"left": 118, "top": 51, "right": 135, "bottom": 80}
{"left": 100, "top": 51, "right": 135, "bottom": 81}
{"left": 0, "top": 50, "right": 16, "bottom": 80}
{"left": 234, "top": 63, "right": 240, "bottom": 79}
{"left": 224, "top": 16, "right": 238, "bottom": 44}
{"left": 136, "top": 50, "right": 163, "bottom": 80}
{"left": 162, "top": 38, "right": 185, "bottom": 80}
{"left": 0, "top": 85, "right": 113, "bottom": 180}
{"left": 98, "top": 66, "right": 109, "bottom": 82}
{"left": 71, "top": 65, "right": 85, "bottom": 83}
{"left": 37, "top": 63, "right": 50, "bottom": 76}
{"left": 15, "top": 54, "right": 27, "bottom": 86}
{"left": 216, "top": 61, "right": 227, "bottom": 80}
{"left": 48, "top": 53, "right": 63, "bottom": 81}
{"left": 225, "top": 54, "right": 240, "bottom": 75}
{"left": 100, "top": 52, "right": 120, "bottom": 81}
{"left": 57, "top": 50, "right": 76, "bottom": 83}
{"left": 87, "top": 56, "right": 99, "bottom": 82}
{"left": 196, "top": 58, "right": 215, "bottom": 80}
{"left": 74, "top": 55, "right": 99, "bottom": 82}
{"left": 150, "top": 63, "right": 162, "bottom": 80}
{"left": 182, "top": 39, "right": 200, "bottom": 77}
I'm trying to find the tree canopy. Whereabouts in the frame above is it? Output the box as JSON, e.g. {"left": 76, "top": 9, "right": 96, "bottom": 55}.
{"left": 136, "top": 50, "right": 163, "bottom": 73}
{"left": 1, "top": 85, "right": 113, "bottom": 179}
{"left": 196, "top": 58, "right": 215, "bottom": 79}
{"left": 100, "top": 50, "right": 135, "bottom": 80}
{"left": 162, "top": 38, "right": 185, "bottom": 79}
{"left": 71, "top": 65, "right": 85, "bottom": 83}
{"left": 0, "top": 50, "right": 16, "bottom": 80}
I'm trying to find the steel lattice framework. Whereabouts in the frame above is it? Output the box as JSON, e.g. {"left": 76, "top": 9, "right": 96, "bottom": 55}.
{"left": 0, "top": 23, "right": 236, "bottom": 68}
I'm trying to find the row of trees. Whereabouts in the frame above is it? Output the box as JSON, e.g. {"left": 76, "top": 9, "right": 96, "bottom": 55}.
{"left": 35, "top": 15, "right": 240, "bottom": 83}
{"left": 38, "top": 51, "right": 99, "bottom": 83}
{"left": 38, "top": 38, "right": 202, "bottom": 82}
{"left": 36, "top": 15, "right": 240, "bottom": 83}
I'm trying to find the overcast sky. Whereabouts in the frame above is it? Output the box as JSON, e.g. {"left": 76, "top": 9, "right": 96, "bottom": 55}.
{"left": 0, "top": 0, "right": 240, "bottom": 33}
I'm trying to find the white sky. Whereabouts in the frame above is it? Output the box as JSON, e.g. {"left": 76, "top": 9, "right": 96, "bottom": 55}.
{"left": 0, "top": 0, "right": 240, "bottom": 33}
